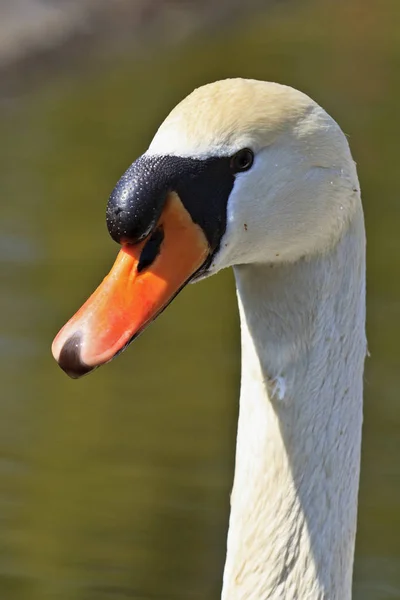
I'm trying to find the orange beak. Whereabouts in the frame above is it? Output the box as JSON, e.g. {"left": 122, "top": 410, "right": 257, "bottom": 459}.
{"left": 52, "top": 193, "right": 209, "bottom": 378}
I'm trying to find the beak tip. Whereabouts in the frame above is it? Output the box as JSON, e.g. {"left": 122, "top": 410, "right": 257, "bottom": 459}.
{"left": 54, "top": 331, "right": 95, "bottom": 379}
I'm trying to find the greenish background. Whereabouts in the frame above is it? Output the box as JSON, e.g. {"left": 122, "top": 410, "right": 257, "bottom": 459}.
{"left": 0, "top": 0, "right": 399, "bottom": 598}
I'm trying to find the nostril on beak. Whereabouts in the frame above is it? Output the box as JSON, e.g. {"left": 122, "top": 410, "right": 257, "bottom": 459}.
{"left": 57, "top": 332, "right": 94, "bottom": 379}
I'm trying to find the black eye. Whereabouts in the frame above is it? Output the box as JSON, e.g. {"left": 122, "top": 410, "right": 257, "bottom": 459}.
{"left": 230, "top": 148, "right": 254, "bottom": 173}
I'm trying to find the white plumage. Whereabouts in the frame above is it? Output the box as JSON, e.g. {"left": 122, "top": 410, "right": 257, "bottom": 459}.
{"left": 149, "top": 79, "right": 366, "bottom": 599}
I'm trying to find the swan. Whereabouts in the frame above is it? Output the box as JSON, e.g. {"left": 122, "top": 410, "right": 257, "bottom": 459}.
{"left": 52, "top": 79, "right": 366, "bottom": 600}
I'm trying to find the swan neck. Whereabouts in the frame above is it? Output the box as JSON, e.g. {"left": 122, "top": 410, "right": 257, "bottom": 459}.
{"left": 222, "top": 212, "right": 366, "bottom": 600}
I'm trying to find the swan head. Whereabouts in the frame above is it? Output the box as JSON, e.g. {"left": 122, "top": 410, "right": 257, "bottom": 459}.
{"left": 148, "top": 78, "right": 359, "bottom": 270}
{"left": 52, "top": 79, "right": 360, "bottom": 378}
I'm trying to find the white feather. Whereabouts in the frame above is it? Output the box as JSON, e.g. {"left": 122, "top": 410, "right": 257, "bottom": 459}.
{"left": 148, "top": 79, "right": 366, "bottom": 600}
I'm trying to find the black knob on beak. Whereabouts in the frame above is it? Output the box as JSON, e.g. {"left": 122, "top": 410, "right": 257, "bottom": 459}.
{"left": 106, "top": 155, "right": 169, "bottom": 245}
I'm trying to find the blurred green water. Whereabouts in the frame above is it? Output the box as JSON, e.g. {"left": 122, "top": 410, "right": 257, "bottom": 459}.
{"left": 0, "top": 0, "right": 399, "bottom": 598}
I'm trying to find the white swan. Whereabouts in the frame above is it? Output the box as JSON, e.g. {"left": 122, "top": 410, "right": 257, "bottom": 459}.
{"left": 52, "top": 79, "right": 366, "bottom": 600}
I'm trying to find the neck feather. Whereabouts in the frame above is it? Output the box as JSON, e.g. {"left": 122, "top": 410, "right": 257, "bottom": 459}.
{"left": 221, "top": 209, "right": 366, "bottom": 600}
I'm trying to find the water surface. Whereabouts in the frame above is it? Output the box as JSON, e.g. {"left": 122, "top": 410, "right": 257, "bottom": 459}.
{"left": 0, "top": 0, "right": 399, "bottom": 598}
